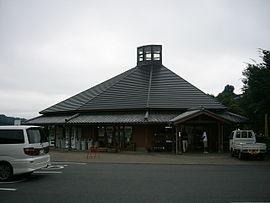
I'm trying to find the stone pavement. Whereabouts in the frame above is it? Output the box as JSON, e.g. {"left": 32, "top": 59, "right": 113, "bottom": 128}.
{"left": 49, "top": 148, "right": 270, "bottom": 165}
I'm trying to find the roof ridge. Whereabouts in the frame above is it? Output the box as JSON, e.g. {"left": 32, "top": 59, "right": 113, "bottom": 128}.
{"left": 146, "top": 65, "right": 153, "bottom": 108}
{"left": 76, "top": 67, "right": 138, "bottom": 110}
{"left": 160, "top": 65, "right": 226, "bottom": 109}
{"left": 40, "top": 66, "right": 137, "bottom": 114}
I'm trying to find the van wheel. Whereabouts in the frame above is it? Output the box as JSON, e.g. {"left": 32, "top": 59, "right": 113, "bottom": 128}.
{"left": 0, "top": 162, "right": 13, "bottom": 181}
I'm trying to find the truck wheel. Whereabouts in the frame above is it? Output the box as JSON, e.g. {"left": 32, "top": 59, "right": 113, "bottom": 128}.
{"left": 238, "top": 152, "right": 243, "bottom": 160}
{"left": 231, "top": 149, "right": 235, "bottom": 157}
{"left": 0, "top": 162, "right": 13, "bottom": 181}
{"left": 259, "top": 154, "right": 265, "bottom": 161}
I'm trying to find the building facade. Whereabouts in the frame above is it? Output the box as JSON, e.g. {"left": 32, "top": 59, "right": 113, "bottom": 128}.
{"left": 27, "top": 45, "right": 248, "bottom": 153}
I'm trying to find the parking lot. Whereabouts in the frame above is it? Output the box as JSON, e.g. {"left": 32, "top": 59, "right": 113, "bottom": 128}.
{"left": 1, "top": 160, "right": 270, "bottom": 203}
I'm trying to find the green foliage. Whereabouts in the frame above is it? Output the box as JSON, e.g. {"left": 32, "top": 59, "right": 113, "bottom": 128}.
{"left": 0, "top": 114, "right": 26, "bottom": 125}
{"left": 256, "top": 136, "right": 270, "bottom": 155}
{"left": 241, "top": 49, "right": 270, "bottom": 133}
{"left": 216, "top": 85, "right": 244, "bottom": 115}
{"left": 214, "top": 50, "right": 270, "bottom": 135}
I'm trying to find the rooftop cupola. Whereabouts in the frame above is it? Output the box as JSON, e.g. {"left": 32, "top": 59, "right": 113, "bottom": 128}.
{"left": 137, "top": 45, "right": 162, "bottom": 66}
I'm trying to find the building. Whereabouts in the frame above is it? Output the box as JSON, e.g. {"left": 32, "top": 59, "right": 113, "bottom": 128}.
{"left": 27, "top": 45, "right": 248, "bottom": 152}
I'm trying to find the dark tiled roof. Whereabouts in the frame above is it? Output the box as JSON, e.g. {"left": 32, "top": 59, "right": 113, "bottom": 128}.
{"left": 26, "top": 114, "right": 75, "bottom": 125}
{"left": 40, "top": 68, "right": 137, "bottom": 113}
{"left": 215, "top": 111, "right": 250, "bottom": 123}
{"left": 26, "top": 111, "right": 181, "bottom": 125}
{"left": 41, "top": 65, "right": 225, "bottom": 114}
{"left": 170, "top": 108, "right": 249, "bottom": 124}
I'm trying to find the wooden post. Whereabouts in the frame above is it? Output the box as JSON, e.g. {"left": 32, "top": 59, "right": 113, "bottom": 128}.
{"left": 175, "top": 127, "right": 178, "bottom": 154}
{"left": 93, "top": 126, "right": 96, "bottom": 142}
{"left": 144, "top": 127, "right": 148, "bottom": 151}
{"left": 123, "top": 126, "right": 126, "bottom": 150}
{"left": 218, "top": 123, "right": 221, "bottom": 153}
{"left": 68, "top": 126, "right": 72, "bottom": 151}
{"left": 54, "top": 125, "right": 57, "bottom": 148}
{"left": 179, "top": 131, "right": 182, "bottom": 154}
{"left": 221, "top": 124, "right": 224, "bottom": 152}
{"left": 104, "top": 126, "right": 108, "bottom": 147}
{"left": 112, "top": 126, "right": 116, "bottom": 147}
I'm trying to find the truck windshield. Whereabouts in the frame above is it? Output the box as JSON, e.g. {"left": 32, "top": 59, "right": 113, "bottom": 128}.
{"left": 27, "top": 128, "right": 48, "bottom": 144}
{"left": 242, "top": 131, "right": 247, "bottom": 138}
{"left": 247, "top": 132, "right": 253, "bottom": 138}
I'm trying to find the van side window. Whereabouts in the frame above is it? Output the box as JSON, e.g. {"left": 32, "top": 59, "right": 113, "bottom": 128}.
{"left": 27, "top": 128, "right": 48, "bottom": 144}
{"left": 236, "top": 132, "right": 241, "bottom": 138}
{"left": 0, "top": 129, "right": 24, "bottom": 144}
{"left": 247, "top": 132, "right": 253, "bottom": 138}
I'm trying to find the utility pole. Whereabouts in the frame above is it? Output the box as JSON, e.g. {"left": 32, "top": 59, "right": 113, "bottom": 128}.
{"left": 265, "top": 113, "right": 268, "bottom": 137}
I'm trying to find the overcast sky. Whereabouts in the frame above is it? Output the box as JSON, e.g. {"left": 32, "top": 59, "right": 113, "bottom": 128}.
{"left": 0, "top": 0, "right": 269, "bottom": 119}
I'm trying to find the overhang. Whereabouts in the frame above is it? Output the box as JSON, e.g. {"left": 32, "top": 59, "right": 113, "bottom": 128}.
{"left": 170, "top": 108, "right": 249, "bottom": 125}
{"left": 26, "top": 111, "right": 180, "bottom": 125}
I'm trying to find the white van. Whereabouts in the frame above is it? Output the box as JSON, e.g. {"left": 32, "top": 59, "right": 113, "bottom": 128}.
{"left": 0, "top": 125, "right": 50, "bottom": 181}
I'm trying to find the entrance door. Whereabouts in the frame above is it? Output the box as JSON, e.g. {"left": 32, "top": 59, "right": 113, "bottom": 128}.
{"left": 185, "top": 126, "right": 204, "bottom": 152}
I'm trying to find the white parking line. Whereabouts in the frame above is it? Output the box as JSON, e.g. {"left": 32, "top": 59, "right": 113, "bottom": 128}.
{"left": 34, "top": 171, "right": 62, "bottom": 174}
{"left": 44, "top": 165, "right": 65, "bottom": 170}
{"left": 52, "top": 162, "right": 87, "bottom": 165}
{"left": 0, "top": 179, "right": 26, "bottom": 184}
{"left": 0, "top": 188, "right": 17, "bottom": 191}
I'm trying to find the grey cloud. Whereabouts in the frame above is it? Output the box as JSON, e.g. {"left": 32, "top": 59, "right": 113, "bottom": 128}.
{"left": 0, "top": 0, "right": 269, "bottom": 118}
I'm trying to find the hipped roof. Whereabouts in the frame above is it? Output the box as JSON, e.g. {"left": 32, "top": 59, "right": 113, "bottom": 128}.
{"left": 41, "top": 65, "right": 225, "bottom": 114}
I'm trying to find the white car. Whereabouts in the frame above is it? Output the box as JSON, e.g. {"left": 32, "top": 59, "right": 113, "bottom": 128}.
{"left": 0, "top": 125, "right": 50, "bottom": 181}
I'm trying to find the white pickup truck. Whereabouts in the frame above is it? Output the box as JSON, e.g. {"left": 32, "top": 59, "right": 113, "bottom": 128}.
{"left": 229, "top": 129, "right": 267, "bottom": 160}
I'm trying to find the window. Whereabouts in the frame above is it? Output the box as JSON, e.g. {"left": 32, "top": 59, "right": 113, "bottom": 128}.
{"left": 247, "top": 131, "right": 253, "bottom": 138}
{"left": 98, "top": 127, "right": 105, "bottom": 137}
{"left": 137, "top": 45, "right": 162, "bottom": 64}
{"left": 0, "top": 129, "right": 24, "bottom": 144}
{"left": 145, "top": 47, "right": 152, "bottom": 60}
{"left": 138, "top": 48, "right": 144, "bottom": 61}
{"left": 27, "top": 128, "right": 48, "bottom": 144}
{"left": 236, "top": 132, "right": 241, "bottom": 138}
{"left": 242, "top": 131, "right": 248, "bottom": 138}
{"left": 106, "top": 127, "right": 113, "bottom": 144}
{"left": 125, "top": 126, "right": 132, "bottom": 144}
{"left": 153, "top": 46, "right": 161, "bottom": 60}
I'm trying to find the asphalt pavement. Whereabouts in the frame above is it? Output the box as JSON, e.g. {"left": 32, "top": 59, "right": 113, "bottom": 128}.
{"left": 1, "top": 162, "right": 270, "bottom": 203}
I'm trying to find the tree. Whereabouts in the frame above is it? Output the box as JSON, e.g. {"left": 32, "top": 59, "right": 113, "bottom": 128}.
{"left": 241, "top": 49, "right": 270, "bottom": 133}
{"left": 216, "top": 85, "right": 243, "bottom": 115}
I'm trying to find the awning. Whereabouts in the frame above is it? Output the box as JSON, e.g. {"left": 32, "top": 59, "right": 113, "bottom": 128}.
{"left": 26, "top": 114, "right": 76, "bottom": 125}
{"left": 170, "top": 108, "right": 249, "bottom": 125}
{"left": 26, "top": 111, "right": 180, "bottom": 125}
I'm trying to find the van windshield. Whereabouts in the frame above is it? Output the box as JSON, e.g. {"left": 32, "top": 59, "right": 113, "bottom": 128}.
{"left": 27, "top": 128, "right": 48, "bottom": 144}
